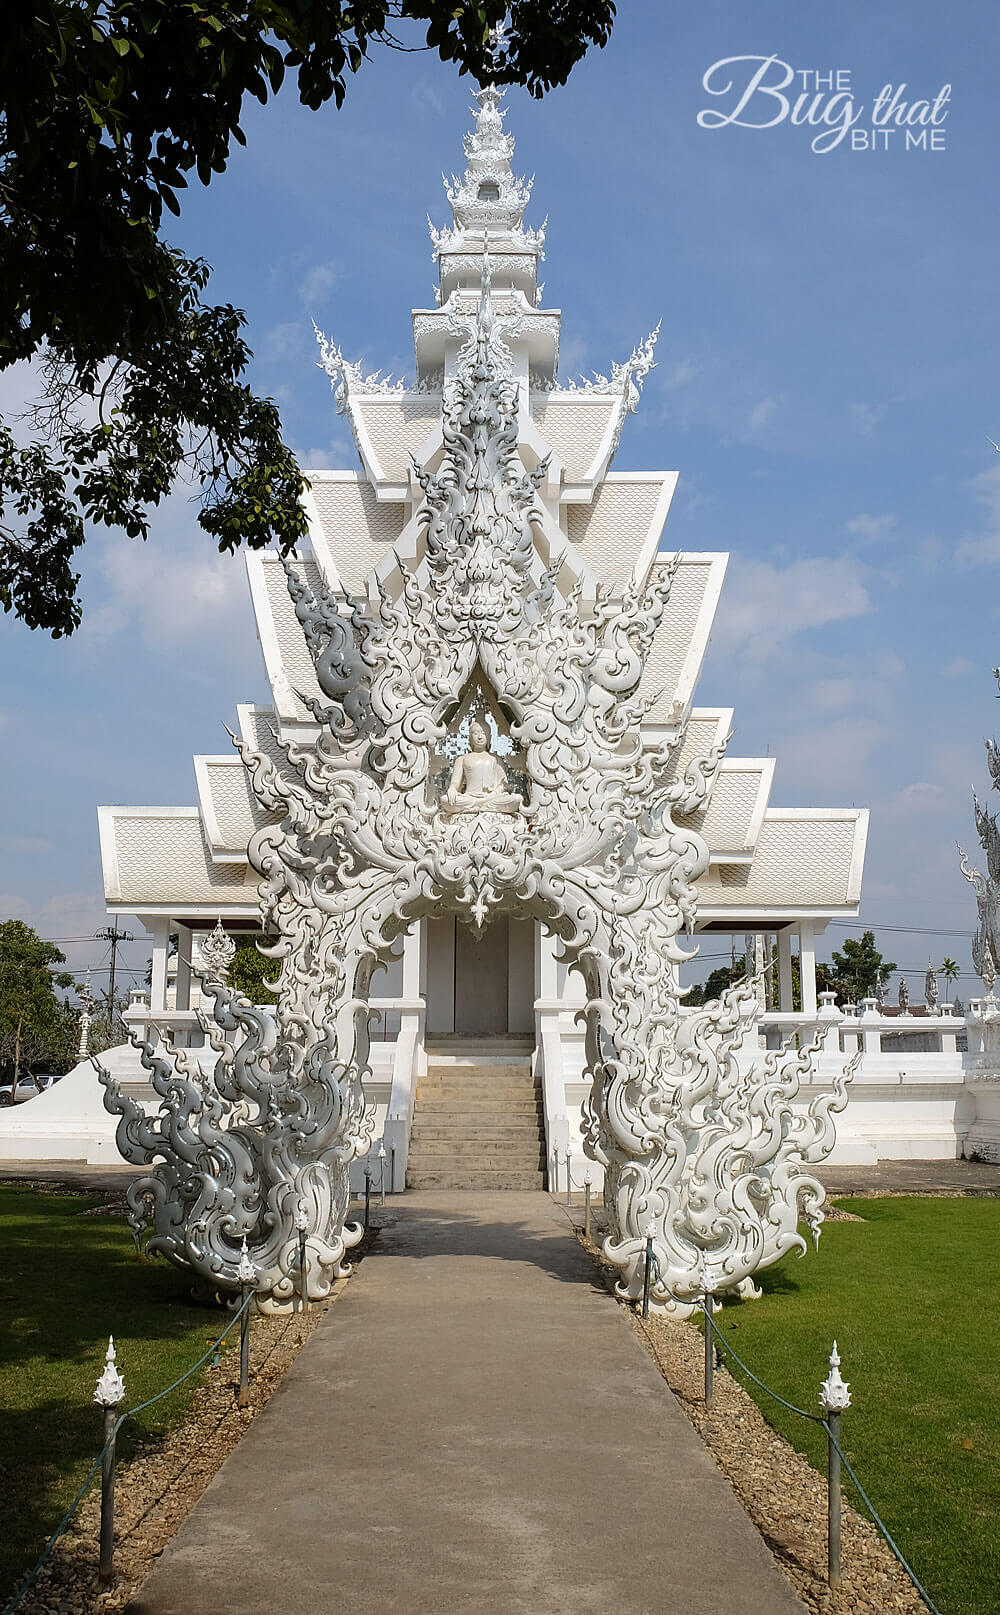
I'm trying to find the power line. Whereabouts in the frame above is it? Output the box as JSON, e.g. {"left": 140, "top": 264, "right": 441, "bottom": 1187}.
{"left": 95, "top": 925, "right": 135, "bottom": 1007}
{"left": 827, "top": 921, "right": 974, "bottom": 938}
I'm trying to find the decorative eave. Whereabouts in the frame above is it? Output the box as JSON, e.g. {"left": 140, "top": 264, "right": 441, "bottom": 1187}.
{"left": 694, "top": 808, "right": 870, "bottom": 924}
{"left": 98, "top": 805, "right": 261, "bottom": 913}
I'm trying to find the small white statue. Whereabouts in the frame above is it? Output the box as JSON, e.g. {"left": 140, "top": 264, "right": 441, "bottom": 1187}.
{"left": 442, "top": 720, "right": 521, "bottom": 815}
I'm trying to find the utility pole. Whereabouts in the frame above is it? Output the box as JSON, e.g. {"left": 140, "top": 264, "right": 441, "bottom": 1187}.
{"left": 95, "top": 925, "right": 134, "bottom": 1013}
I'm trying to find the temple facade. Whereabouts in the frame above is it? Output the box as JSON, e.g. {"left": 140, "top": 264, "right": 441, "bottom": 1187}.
{"left": 3, "top": 93, "right": 985, "bottom": 1179}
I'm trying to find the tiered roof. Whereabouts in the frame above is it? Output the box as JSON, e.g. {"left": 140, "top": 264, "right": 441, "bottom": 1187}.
{"left": 100, "top": 92, "right": 866, "bottom": 929}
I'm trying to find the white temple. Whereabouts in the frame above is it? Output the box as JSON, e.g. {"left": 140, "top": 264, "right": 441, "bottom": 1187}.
{"left": 2, "top": 92, "right": 988, "bottom": 1188}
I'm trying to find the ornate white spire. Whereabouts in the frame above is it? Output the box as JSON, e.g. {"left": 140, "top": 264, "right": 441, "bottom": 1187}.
{"left": 443, "top": 88, "right": 535, "bottom": 239}
{"left": 429, "top": 88, "right": 546, "bottom": 314}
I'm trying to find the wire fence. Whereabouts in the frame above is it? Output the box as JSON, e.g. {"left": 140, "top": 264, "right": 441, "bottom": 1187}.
{"left": 625, "top": 1227, "right": 945, "bottom": 1615}
{"left": 3, "top": 1292, "right": 255, "bottom": 1615}
{"left": 1, "top": 1193, "right": 378, "bottom": 1615}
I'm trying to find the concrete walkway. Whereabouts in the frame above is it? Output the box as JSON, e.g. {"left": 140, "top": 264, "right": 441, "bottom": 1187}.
{"left": 129, "top": 1193, "right": 803, "bottom": 1615}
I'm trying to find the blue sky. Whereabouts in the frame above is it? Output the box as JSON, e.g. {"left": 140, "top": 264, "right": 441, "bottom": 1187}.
{"left": 2, "top": 0, "right": 998, "bottom": 995}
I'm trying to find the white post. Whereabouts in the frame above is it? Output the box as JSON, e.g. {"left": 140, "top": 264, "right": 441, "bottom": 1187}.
{"left": 149, "top": 918, "right": 170, "bottom": 1014}
{"left": 401, "top": 924, "right": 422, "bottom": 1001}
{"left": 777, "top": 929, "right": 794, "bottom": 1012}
{"left": 860, "top": 996, "right": 882, "bottom": 1055}
{"left": 174, "top": 923, "right": 193, "bottom": 1012}
{"left": 938, "top": 1004, "right": 958, "bottom": 1057}
{"left": 751, "top": 932, "right": 765, "bottom": 1009}
{"left": 799, "top": 921, "right": 817, "bottom": 1015}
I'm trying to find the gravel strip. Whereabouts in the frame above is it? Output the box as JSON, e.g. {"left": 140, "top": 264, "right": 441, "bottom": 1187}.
{"left": 579, "top": 1225, "right": 928, "bottom": 1615}
{"left": 10, "top": 1230, "right": 379, "bottom": 1615}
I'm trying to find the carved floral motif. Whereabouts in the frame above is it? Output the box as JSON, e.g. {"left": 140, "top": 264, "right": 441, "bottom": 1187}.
{"left": 100, "top": 271, "right": 849, "bottom": 1313}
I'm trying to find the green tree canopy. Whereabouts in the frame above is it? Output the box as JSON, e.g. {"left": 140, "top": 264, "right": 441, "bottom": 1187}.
{"left": 685, "top": 956, "right": 748, "bottom": 1008}
{"left": 0, "top": 1, "right": 615, "bottom": 636}
{"left": 827, "top": 931, "right": 897, "bottom": 1004}
{"left": 0, "top": 919, "right": 75, "bottom": 1080}
{"left": 940, "top": 957, "right": 960, "bottom": 999}
{"left": 228, "top": 941, "right": 279, "bottom": 1005}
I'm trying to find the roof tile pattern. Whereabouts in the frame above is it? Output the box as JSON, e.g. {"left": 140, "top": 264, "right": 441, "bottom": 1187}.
{"left": 351, "top": 396, "right": 440, "bottom": 481}
{"left": 696, "top": 816, "right": 861, "bottom": 907}
{"left": 659, "top": 713, "right": 728, "bottom": 787}
{"left": 529, "top": 395, "right": 618, "bottom": 480}
{"left": 638, "top": 558, "right": 718, "bottom": 720}
{"left": 203, "top": 761, "right": 278, "bottom": 853}
{"left": 681, "top": 768, "right": 765, "bottom": 853}
{"left": 310, "top": 478, "right": 405, "bottom": 594}
{"left": 262, "top": 556, "right": 325, "bottom": 720}
{"left": 239, "top": 706, "right": 286, "bottom": 771}
{"left": 112, "top": 814, "right": 259, "bottom": 906}
{"left": 566, "top": 476, "right": 666, "bottom": 581}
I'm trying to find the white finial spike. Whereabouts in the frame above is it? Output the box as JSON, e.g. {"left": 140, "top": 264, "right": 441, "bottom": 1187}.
{"left": 819, "top": 1338, "right": 851, "bottom": 1412}
{"left": 294, "top": 1201, "right": 309, "bottom": 1234}
{"left": 94, "top": 1334, "right": 126, "bottom": 1407}
{"left": 236, "top": 1235, "right": 257, "bottom": 1285}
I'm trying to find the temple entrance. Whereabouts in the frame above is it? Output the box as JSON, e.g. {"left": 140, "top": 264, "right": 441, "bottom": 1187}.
{"left": 425, "top": 915, "right": 535, "bottom": 1040}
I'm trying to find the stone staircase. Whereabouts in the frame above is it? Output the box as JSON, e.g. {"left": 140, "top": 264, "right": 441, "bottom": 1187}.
{"left": 406, "top": 1047, "right": 547, "bottom": 1190}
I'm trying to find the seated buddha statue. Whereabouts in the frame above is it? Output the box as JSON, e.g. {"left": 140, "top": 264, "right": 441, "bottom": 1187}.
{"left": 442, "top": 720, "right": 521, "bottom": 815}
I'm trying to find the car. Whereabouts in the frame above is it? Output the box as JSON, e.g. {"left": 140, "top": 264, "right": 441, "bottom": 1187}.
{"left": 0, "top": 1077, "right": 45, "bottom": 1106}
{"left": 31, "top": 1073, "right": 64, "bottom": 1091}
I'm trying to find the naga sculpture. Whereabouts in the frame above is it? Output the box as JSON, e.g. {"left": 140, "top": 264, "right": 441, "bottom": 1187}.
{"left": 100, "top": 269, "right": 850, "bottom": 1313}
{"left": 959, "top": 666, "right": 1000, "bottom": 1001}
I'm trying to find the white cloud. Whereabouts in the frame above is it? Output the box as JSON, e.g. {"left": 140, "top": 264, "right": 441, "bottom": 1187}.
{"left": 78, "top": 492, "right": 259, "bottom": 673}
{"left": 776, "top": 716, "right": 884, "bottom": 797}
{"left": 299, "top": 440, "right": 358, "bottom": 471}
{"left": 410, "top": 80, "right": 445, "bottom": 117}
{"left": 711, "top": 555, "right": 873, "bottom": 663}
{"left": 748, "top": 395, "right": 780, "bottom": 431}
{"left": 262, "top": 321, "right": 310, "bottom": 363}
{"left": 942, "top": 656, "right": 974, "bottom": 679}
{"left": 849, "top": 400, "right": 888, "bottom": 435}
{"left": 893, "top": 782, "right": 949, "bottom": 812}
{"left": 663, "top": 358, "right": 699, "bottom": 389}
{"left": 808, "top": 678, "right": 858, "bottom": 711}
{"left": 957, "top": 461, "right": 1000, "bottom": 565}
{"left": 0, "top": 357, "right": 46, "bottom": 422}
{"left": 846, "top": 512, "right": 896, "bottom": 543}
{"left": 297, "top": 261, "right": 339, "bottom": 309}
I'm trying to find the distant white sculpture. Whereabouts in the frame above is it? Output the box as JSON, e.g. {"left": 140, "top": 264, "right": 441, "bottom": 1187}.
{"left": 77, "top": 972, "right": 96, "bottom": 1057}
{"left": 897, "top": 976, "right": 909, "bottom": 1012}
{"left": 925, "top": 962, "right": 939, "bottom": 1014}
{"left": 442, "top": 721, "right": 521, "bottom": 815}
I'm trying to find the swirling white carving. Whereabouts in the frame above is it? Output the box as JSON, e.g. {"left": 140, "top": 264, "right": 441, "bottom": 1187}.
{"left": 314, "top": 326, "right": 406, "bottom": 413}
{"left": 100, "top": 273, "right": 847, "bottom": 1313}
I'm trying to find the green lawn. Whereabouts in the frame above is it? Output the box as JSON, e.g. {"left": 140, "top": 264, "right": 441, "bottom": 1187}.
{"left": 708, "top": 1197, "right": 1000, "bottom": 1615}
{"left": 0, "top": 1184, "right": 226, "bottom": 1602}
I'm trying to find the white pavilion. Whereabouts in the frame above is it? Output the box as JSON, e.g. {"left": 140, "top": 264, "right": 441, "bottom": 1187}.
{"left": 5, "top": 93, "right": 983, "bottom": 1176}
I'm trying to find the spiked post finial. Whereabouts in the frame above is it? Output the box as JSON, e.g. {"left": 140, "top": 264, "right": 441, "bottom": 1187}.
{"left": 819, "top": 1340, "right": 851, "bottom": 1413}
{"left": 94, "top": 1335, "right": 126, "bottom": 1408}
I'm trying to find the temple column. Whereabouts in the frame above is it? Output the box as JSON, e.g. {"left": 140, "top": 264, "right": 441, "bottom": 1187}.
{"left": 777, "top": 928, "right": 794, "bottom": 1011}
{"left": 799, "top": 920, "right": 817, "bottom": 1015}
{"left": 149, "top": 918, "right": 170, "bottom": 1014}
{"left": 173, "top": 922, "right": 193, "bottom": 1049}
{"left": 174, "top": 923, "right": 193, "bottom": 1012}
{"left": 536, "top": 927, "right": 559, "bottom": 1005}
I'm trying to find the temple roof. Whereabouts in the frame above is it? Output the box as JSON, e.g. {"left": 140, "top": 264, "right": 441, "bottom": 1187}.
{"left": 99, "top": 91, "right": 866, "bottom": 935}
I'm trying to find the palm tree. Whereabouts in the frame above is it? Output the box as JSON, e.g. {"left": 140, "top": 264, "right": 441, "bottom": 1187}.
{"left": 940, "top": 957, "right": 960, "bottom": 1004}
